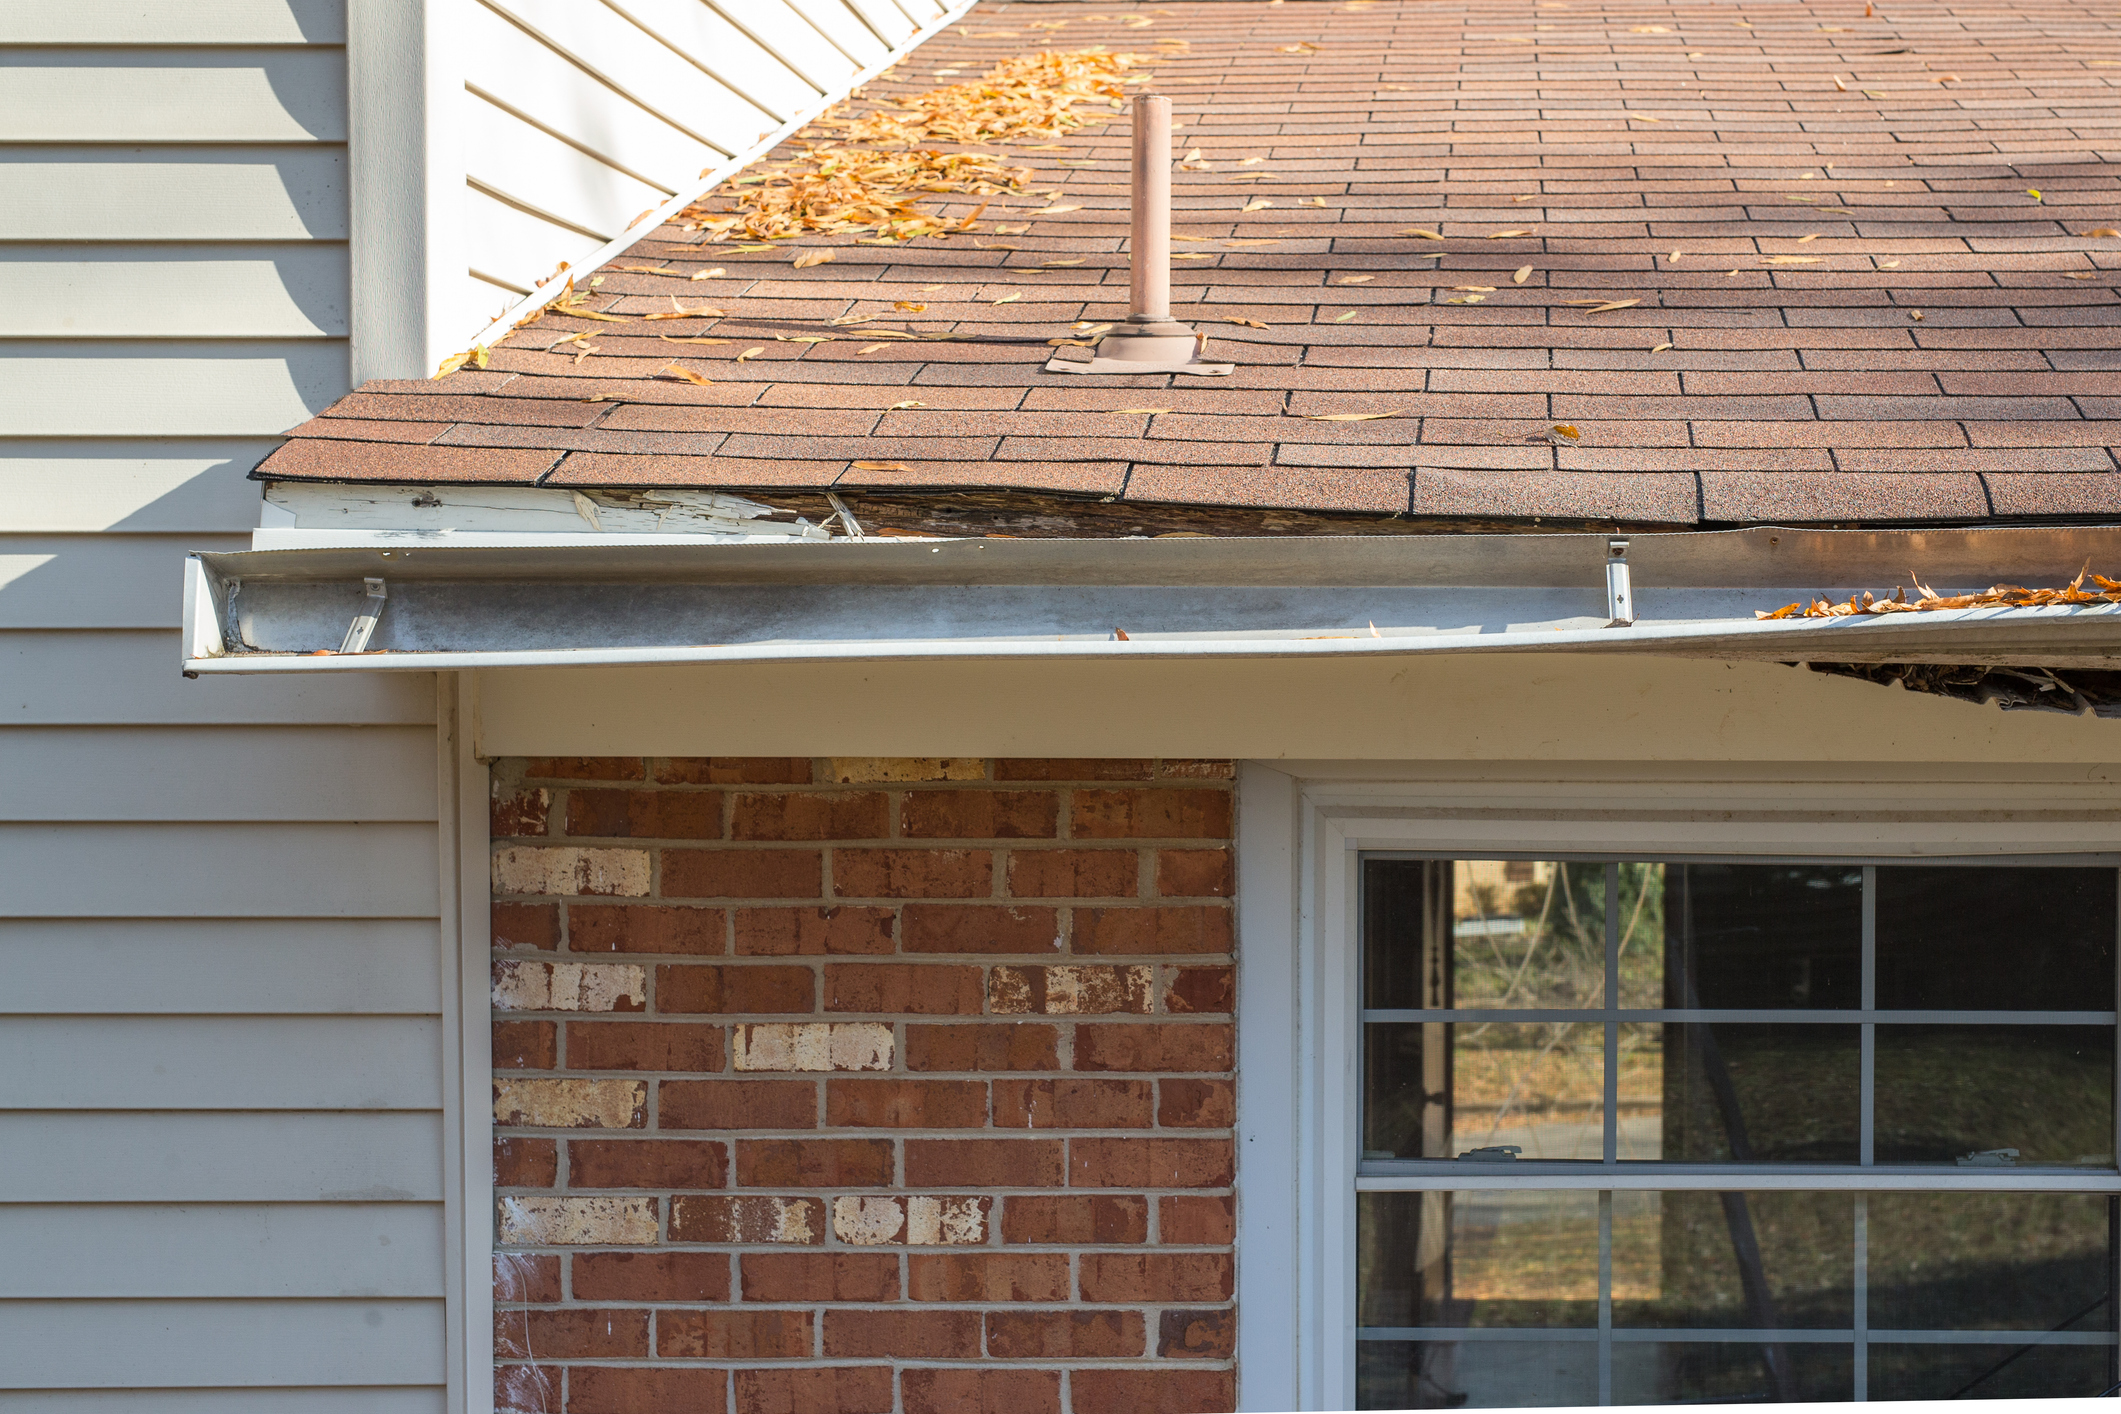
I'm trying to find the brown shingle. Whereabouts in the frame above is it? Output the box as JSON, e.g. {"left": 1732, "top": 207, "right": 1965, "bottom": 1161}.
{"left": 252, "top": 0, "right": 2121, "bottom": 526}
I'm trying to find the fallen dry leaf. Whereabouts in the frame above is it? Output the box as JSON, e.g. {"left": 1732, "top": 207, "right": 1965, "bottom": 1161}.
{"left": 1585, "top": 299, "right": 1641, "bottom": 313}
{"left": 791, "top": 249, "right": 835, "bottom": 269}
{"left": 1796, "top": 233, "right": 1820, "bottom": 243}
{"left": 1834, "top": 76, "right": 1848, "bottom": 91}
{"left": 1651, "top": 341, "right": 1674, "bottom": 352}
{"left": 1879, "top": 259, "right": 1901, "bottom": 268}
{"left": 1333, "top": 311, "right": 1357, "bottom": 322}
{"left": 1445, "top": 295, "right": 1486, "bottom": 304}
{"left": 1303, "top": 411, "right": 1397, "bottom": 420}
{"left": 1041, "top": 258, "right": 1086, "bottom": 267}
{"left": 1489, "top": 228, "right": 1533, "bottom": 238}
{"left": 851, "top": 461, "right": 911, "bottom": 472}
{"left": 1763, "top": 254, "right": 1825, "bottom": 264}
{"left": 644, "top": 297, "right": 727, "bottom": 320}
{"left": 1173, "top": 252, "right": 1214, "bottom": 260}
{"left": 992, "top": 292, "right": 1021, "bottom": 304}
{"left": 2082, "top": 228, "right": 2121, "bottom": 238}
{"left": 689, "top": 267, "right": 726, "bottom": 280}
{"left": 1513, "top": 266, "right": 1532, "bottom": 284}
{"left": 895, "top": 301, "right": 928, "bottom": 312}
{"left": 1631, "top": 25, "right": 1671, "bottom": 33}
{"left": 1242, "top": 199, "right": 1274, "bottom": 212}
{"left": 1337, "top": 275, "right": 1376, "bottom": 284}
{"left": 554, "top": 304, "right": 631, "bottom": 323}
{"left": 737, "top": 347, "right": 765, "bottom": 361}
{"left": 887, "top": 400, "right": 927, "bottom": 409}
{"left": 1549, "top": 424, "right": 1581, "bottom": 443}
{"left": 1910, "top": 310, "right": 1925, "bottom": 320}
{"left": 2065, "top": 272, "right": 2098, "bottom": 280}
{"left": 1225, "top": 316, "right": 1271, "bottom": 329}
{"left": 1400, "top": 227, "right": 1445, "bottom": 240}
{"left": 994, "top": 225, "right": 1029, "bottom": 236}
{"left": 1631, "top": 114, "right": 1663, "bottom": 123}
{"left": 1035, "top": 204, "right": 1084, "bottom": 214}
{"left": 657, "top": 362, "right": 712, "bottom": 385}
{"left": 858, "top": 343, "right": 889, "bottom": 353}
{"left": 1512, "top": 194, "right": 1537, "bottom": 202}
{"left": 658, "top": 334, "right": 734, "bottom": 345}
{"left": 1224, "top": 239, "right": 1280, "bottom": 247}
{"left": 1452, "top": 285, "right": 1498, "bottom": 292}
{"left": 1110, "top": 407, "right": 1172, "bottom": 414}
{"left": 612, "top": 264, "right": 669, "bottom": 274}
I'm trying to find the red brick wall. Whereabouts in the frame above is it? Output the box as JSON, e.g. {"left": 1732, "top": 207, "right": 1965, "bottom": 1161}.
{"left": 490, "top": 757, "right": 1237, "bottom": 1414}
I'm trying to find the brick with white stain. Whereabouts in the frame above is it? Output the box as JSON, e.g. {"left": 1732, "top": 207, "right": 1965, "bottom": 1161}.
{"left": 907, "top": 1195, "right": 989, "bottom": 1245}
{"left": 492, "top": 959, "right": 644, "bottom": 1012}
{"left": 989, "top": 964, "right": 1152, "bottom": 1015}
{"left": 733, "top": 1021, "right": 893, "bottom": 1072}
{"left": 491, "top": 846, "right": 650, "bottom": 897}
{"left": 832, "top": 1195, "right": 906, "bottom": 1245}
{"left": 498, "top": 1195, "right": 657, "bottom": 1246}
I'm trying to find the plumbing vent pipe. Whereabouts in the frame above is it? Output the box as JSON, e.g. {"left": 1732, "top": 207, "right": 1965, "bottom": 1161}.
{"left": 1045, "top": 94, "right": 1233, "bottom": 377}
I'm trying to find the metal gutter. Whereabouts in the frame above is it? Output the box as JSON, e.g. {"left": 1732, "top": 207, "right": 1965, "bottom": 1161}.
{"left": 181, "top": 524, "right": 2121, "bottom": 675}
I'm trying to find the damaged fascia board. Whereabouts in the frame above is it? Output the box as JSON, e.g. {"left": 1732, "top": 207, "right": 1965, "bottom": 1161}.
{"left": 256, "top": 480, "right": 833, "bottom": 549}
{"left": 180, "top": 525, "right": 2121, "bottom": 674}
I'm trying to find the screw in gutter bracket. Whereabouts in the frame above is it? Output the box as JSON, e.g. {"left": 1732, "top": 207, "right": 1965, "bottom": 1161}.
{"left": 1956, "top": 1148, "right": 2020, "bottom": 1167}
{"left": 1605, "top": 537, "right": 1635, "bottom": 627}
{"left": 339, "top": 578, "right": 387, "bottom": 654}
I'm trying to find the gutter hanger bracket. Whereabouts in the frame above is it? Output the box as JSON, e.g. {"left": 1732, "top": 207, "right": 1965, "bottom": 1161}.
{"left": 1605, "top": 537, "right": 1635, "bottom": 627}
{"left": 339, "top": 577, "right": 387, "bottom": 653}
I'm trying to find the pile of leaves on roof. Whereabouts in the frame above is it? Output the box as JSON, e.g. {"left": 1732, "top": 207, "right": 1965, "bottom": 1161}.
{"left": 1758, "top": 564, "right": 2121, "bottom": 619}
{"left": 1806, "top": 662, "right": 2121, "bottom": 717}
{"left": 677, "top": 48, "right": 1146, "bottom": 243}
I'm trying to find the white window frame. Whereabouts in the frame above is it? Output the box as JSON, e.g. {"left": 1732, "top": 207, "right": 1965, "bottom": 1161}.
{"left": 1232, "top": 763, "right": 2121, "bottom": 1413}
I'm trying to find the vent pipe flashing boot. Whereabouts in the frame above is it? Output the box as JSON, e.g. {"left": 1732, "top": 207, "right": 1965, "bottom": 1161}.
{"left": 1046, "top": 94, "right": 1233, "bottom": 377}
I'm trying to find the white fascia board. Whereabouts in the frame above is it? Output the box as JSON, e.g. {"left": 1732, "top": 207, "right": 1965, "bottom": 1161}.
{"left": 258, "top": 479, "right": 833, "bottom": 546}
{"left": 453, "top": 0, "right": 983, "bottom": 361}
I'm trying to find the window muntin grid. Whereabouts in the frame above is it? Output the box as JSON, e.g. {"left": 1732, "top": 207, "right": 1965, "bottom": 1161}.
{"left": 1354, "top": 858, "right": 2121, "bottom": 1406}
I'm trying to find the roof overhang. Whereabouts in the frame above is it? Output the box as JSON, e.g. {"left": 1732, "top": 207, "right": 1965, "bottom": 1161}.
{"left": 181, "top": 525, "right": 2121, "bottom": 676}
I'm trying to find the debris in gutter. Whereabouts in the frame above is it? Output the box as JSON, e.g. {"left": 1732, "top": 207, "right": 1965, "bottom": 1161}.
{"left": 1806, "top": 662, "right": 2121, "bottom": 717}
{"left": 1758, "top": 564, "right": 2121, "bottom": 619}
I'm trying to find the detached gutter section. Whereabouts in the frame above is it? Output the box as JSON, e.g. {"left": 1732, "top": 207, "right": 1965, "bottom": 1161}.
{"left": 182, "top": 525, "right": 2121, "bottom": 677}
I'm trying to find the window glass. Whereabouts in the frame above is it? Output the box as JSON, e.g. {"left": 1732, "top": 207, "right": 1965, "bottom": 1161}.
{"left": 1364, "top": 1021, "right": 1603, "bottom": 1161}
{"left": 1358, "top": 1340, "right": 1599, "bottom": 1410}
{"left": 1611, "top": 1191, "right": 1854, "bottom": 1329}
{"left": 1612, "top": 1343, "right": 1855, "bottom": 1405}
{"left": 1876, "top": 866, "right": 2117, "bottom": 1011}
{"left": 1657, "top": 1023, "right": 1861, "bottom": 1164}
{"left": 1867, "top": 1344, "right": 2111, "bottom": 1401}
{"left": 1873, "top": 1025, "right": 2114, "bottom": 1165}
{"left": 1630, "top": 864, "right": 1862, "bottom": 1010}
{"left": 1365, "top": 859, "right": 1607, "bottom": 1011}
{"left": 1358, "top": 1190, "right": 1601, "bottom": 1329}
{"left": 1867, "top": 1193, "right": 2113, "bottom": 1332}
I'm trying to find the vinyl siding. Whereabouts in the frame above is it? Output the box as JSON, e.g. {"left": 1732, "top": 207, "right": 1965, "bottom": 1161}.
{"left": 0, "top": 1, "right": 449, "bottom": 1406}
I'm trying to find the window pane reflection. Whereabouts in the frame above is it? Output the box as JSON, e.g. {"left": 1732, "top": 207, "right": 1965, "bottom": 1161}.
{"left": 1634, "top": 863, "right": 1863, "bottom": 1010}
{"left": 1358, "top": 1340, "right": 1599, "bottom": 1410}
{"left": 1365, "top": 1022, "right": 1604, "bottom": 1161}
{"left": 1365, "top": 860, "right": 1608, "bottom": 1011}
{"left": 1873, "top": 1025, "right": 2114, "bottom": 1165}
{"left": 1868, "top": 1193, "right": 2113, "bottom": 1332}
{"left": 1612, "top": 1191, "right": 1854, "bottom": 1329}
{"left": 1659, "top": 1024, "right": 1861, "bottom": 1164}
{"left": 1612, "top": 1342, "right": 1853, "bottom": 1404}
{"left": 1876, "top": 866, "right": 2117, "bottom": 1011}
{"left": 1358, "top": 1190, "right": 1601, "bottom": 1329}
{"left": 1868, "top": 1343, "right": 2113, "bottom": 1401}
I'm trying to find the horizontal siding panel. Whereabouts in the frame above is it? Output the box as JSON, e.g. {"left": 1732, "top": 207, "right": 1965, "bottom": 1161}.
{"left": 0, "top": 919, "right": 442, "bottom": 1014}
{"left": 610, "top": 0, "right": 821, "bottom": 120}
{"left": 0, "top": 0, "right": 346, "bottom": 45}
{"left": 0, "top": 821, "right": 439, "bottom": 916}
{"left": 0, "top": 631, "right": 436, "bottom": 725}
{"left": 0, "top": 1392, "right": 441, "bottom": 1414}
{"left": 0, "top": 1111, "right": 443, "bottom": 1202}
{"left": 0, "top": 244, "right": 348, "bottom": 338}
{"left": 0, "top": 725, "right": 439, "bottom": 821}
{"left": 482, "top": 0, "right": 775, "bottom": 150}
{"left": 0, "top": 1015, "right": 445, "bottom": 1109}
{"left": 0, "top": 1299, "right": 444, "bottom": 1388}
{"left": 0, "top": 1204, "right": 444, "bottom": 1298}
{"left": 0, "top": 147, "right": 346, "bottom": 241}
{"left": 0, "top": 534, "right": 250, "bottom": 630}
{"left": 464, "top": 185, "right": 582, "bottom": 294}
{"left": 462, "top": 2, "right": 717, "bottom": 195}
{"left": 0, "top": 343, "right": 347, "bottom": 436}
{"left": 0, "top": 440, "right": 270, "bottom": 534}
{"left": 0, "top": 49, "right": 346, "bottom": 142}
{"left": 464, "top": 95, "right": 665, "bottom": 241}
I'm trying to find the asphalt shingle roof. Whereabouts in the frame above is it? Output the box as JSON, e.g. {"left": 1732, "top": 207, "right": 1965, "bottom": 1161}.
{"left": 261, "top": 0, "right": 2121, "bottom": 527}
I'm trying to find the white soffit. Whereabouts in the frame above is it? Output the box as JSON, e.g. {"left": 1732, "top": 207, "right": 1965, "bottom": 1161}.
{"left": 180, "top": 526, "right": 2121, "bottom": 675}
